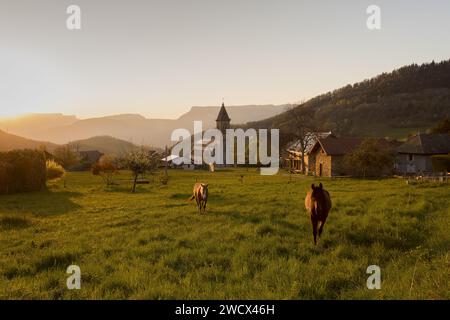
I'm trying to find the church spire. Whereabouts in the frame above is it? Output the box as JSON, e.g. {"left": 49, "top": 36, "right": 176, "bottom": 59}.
{"left": 216, "top": 100, "right": 231, "bottom": 134}
{"left": 216, "top": 102, "right": 231, "bottom": 122}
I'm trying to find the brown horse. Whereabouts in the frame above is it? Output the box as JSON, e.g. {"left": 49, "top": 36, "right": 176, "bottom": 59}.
{"left": 188, "top": 183, "right": 209, "bottom": 214}
{"left": 304, "top": 183, "right": 332, "bottom": 245}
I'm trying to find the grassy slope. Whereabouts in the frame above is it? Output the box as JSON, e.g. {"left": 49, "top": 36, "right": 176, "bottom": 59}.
{"left": 0, "top": 169, "right": 448, "bottom": 299}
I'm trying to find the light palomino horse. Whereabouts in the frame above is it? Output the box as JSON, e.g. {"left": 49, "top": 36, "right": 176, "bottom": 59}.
{"left": 189, "top": 183, "right": 209, "bottom": 214}
{"left": 304, "top": 183, "right": 332, "bottom": 245}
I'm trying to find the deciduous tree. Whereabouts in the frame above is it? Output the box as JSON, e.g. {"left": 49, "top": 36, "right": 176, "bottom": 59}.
{"left": 344, "top": 139, "right": 394, "bottom": 178}
{"left": 53, "top": 145, "right": 80, "bottom": 169}
{"left": 122, "top": 148, "right": 159, "bottom": 193}
{"left": 284, "top": 106, "right": 319, "bottom": 174}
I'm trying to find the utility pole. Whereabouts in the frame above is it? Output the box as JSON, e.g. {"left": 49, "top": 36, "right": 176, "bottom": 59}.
{"left": 164, "top": 145, "right": 168, "bottom": 178}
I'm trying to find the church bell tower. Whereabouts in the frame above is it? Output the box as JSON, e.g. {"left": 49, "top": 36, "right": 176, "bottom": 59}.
{"left": 215, "top": 102, "right": 231, "bottom": 166}
{"left": 216, "top": 102, "right": 231, "bottom": 134}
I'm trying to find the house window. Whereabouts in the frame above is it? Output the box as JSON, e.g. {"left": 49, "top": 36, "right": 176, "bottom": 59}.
{"left": 408, "top": 154, "right": 414, "bottom": 161}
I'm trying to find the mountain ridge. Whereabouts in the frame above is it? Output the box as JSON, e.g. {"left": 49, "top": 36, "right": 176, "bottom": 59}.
{"left": 0, "top": 129, "right": 144, "bottom": 155}
{"left": 0, "top": 105, "right": 288, "bottom": 147}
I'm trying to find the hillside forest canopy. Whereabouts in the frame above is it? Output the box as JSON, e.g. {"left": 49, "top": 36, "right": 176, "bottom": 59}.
{"left": 247, "top": 60, "right": 450, "bottom": 146}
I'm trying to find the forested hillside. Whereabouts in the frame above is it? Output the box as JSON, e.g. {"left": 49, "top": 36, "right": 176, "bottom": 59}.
{"left": 248, "top": 60, "right": 450, "bottom": 141}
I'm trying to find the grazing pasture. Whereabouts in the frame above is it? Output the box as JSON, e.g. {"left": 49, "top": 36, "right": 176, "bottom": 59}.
{"left": 0, "top": 169, "right": 448, "bottom": 299}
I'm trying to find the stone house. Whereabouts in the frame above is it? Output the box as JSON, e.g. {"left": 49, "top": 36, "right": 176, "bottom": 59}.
{"left": 307, "top": 135, "right": 362, "bottom": 177}
{"left": 284, "top": 132, "right": 331, "bottom": 173}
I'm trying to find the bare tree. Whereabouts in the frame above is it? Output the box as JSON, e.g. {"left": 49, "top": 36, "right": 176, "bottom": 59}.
{"left": 284, "top": 106, "right": 319, "bottom": 174}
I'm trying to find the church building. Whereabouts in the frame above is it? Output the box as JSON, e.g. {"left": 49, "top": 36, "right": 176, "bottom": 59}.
{"left": 165, "top": 102, "right": 232, "bottom": 170}
{"left": 215, "top": 102, "right": 231, "bottom": 166}
{"left": 216, "top": 102, "right": 231, "bottom": 134}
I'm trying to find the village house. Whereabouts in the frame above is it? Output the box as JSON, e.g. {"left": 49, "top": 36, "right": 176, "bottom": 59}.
{"left": 284, "top": 132, "right": 331, "bottom": 173}
{"left": 79, "top": 150, "right": 104, "bottom": 164}
{"left": 307, "top": 135, "right": 363, "bottom": 177}
{"left": 395, "top": 133, "right": 450, "bottom": 174}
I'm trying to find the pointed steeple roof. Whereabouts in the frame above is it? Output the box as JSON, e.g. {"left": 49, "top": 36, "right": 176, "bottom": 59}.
{"left": 216, "top": 102, "right": 231, "bottom": 122}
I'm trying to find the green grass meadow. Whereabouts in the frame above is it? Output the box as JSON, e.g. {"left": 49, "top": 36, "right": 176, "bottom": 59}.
{"left": 0, "top": 169, "right": 449, "bottom": 299}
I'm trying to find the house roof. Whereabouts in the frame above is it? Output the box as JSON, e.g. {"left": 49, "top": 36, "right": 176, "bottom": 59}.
{"left": 310, "top": 136, "right": 363, "bottom": 156}
{"left": 161, "top": 154, "right": 180, "bottom": 162}
{"left": 216, "top": 103, "right": 231, "bottom": 122}
{"left": 161, "top": 155, "right": 192, "bottom": 164}
{"left": 396, "top": 133, "right": 450, "bottom": 154}
{"left": 79, "top": 150, "right": 104, "bottom": 162}
{"left": 287, "top": 132, "right": 332, "bottom": 154}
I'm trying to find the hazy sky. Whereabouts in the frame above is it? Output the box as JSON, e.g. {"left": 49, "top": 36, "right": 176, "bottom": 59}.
{"left": 1, "top": 0, "right": 449, "bottom": 119}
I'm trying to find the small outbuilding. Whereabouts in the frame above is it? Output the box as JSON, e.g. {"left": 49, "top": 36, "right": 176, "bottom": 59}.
{"left": 395, "top": 133, "right": 450, "bottom": 174}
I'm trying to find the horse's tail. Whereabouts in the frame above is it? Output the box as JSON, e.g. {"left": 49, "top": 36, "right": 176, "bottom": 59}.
{"left": 188, "top": 195, "right": 195, "bottom": 201}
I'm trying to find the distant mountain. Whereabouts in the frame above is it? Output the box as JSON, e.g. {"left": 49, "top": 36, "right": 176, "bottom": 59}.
{"left": 0, "top": 114, "right": 78, "bottom": 137}
{"left": 69, "top": 136, "right": 139, "bottom": 155}
{"left": 248, "top": 60, "right": 450, "bottom": 144}
{"left": 0, "top": 105, "right": 287, "bottom": 148}
{"left": 0, "top": 129, "right": 151, "bottom": 156}
{"left": 6, "top": 60, "right": 447, "bottom": 148}
{"left": 0, "top": 129, "right": 58, "bottom": 152}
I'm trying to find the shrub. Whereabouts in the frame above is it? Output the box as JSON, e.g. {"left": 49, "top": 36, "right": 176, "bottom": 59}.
{"left": 46, "top": 159, "right": 66, "bottom": 180}
{"left": 431, "top": 154, "right": 450, "bottom": 172}
{"left": 92, "top": 155, "right": 119, "bottom": 185}
{"left": 0, "top": 149, "right": 46, "bottom": 194}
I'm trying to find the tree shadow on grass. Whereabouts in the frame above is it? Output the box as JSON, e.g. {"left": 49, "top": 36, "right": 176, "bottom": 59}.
{"left": 104, "top": 184, "right": 155, "bottom": 194}
{"left": 0, "top": 190, "right": 83, "bottom": 216}
{"left": 0, "top": 215, "right": 32, "bottom": 230}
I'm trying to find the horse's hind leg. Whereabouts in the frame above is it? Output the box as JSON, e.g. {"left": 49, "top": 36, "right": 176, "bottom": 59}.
{"left": 311, "top": 216, "right": 318, "bottom": 245}
{"left": 318, "top": 217, "right": 327, "bottom": 237}
{"left": 203, "top": 199, "right": 207, "bottom": 214}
